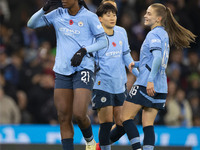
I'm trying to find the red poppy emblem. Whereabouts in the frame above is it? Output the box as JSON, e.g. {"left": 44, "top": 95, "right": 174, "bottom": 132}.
{"left": 69, "top": 20, "right": 73, "bottom": 25}
{"left": 112, "top": 42, "right": 116, "bottom": 47}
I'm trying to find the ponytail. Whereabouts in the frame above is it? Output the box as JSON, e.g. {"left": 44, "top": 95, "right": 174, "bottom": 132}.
{"left": 78, "top": 0, "right": 89, "bottom": 10}
{"left": 165, "top": 7, "right": 196, "bottom": 48}
{"left": 151, "top": 3, "right": 196, "bottom": 49}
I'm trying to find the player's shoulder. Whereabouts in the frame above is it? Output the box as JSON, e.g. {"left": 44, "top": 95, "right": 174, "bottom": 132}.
{"left": 149, "top": 26, "right": 167, "bottom": 36}
{"left": 80, "top": 7, "right": 98, "bottom": 18}
{"left": 49, "top": 7, "right": 67, "bottom": 16}
{"left": 114, "top": 25, "right": 126, "bottom": 33}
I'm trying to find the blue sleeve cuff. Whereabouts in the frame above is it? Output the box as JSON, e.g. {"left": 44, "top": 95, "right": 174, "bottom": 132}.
{"left": 123, "top": 53, "right": 134, "bottom": 68}
{"left": 134, "top": 61, "right": 140, "bottom": 68}
{"left": 132, "top": 68, "right": 139, "bottom": 77}
{"left": 85, "top": 34, "right": 108, "bottom": 53}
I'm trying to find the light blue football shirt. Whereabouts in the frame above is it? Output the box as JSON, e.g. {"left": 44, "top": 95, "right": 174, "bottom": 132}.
{"left": 43, "top": 7, "right": 105, "bottom": 75}
{"left": 114, "top": 25, "right": 127, "bottom": 37}
{"left": 134, "top": 26, "right": 170, "bottom": 93}
{"left": 93, "top": 29, "right": 132, "bottom": 94}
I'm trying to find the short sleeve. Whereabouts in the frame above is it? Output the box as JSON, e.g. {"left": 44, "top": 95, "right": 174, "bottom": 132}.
{"left": 148, "top": 33, "right": 162, "bottom": 52}
{"left": 87, "top": 13, "right": 105, "bottom": 38}
{"left": 43, "top": 8, "right": 61, "bottom": 26}
{"left": 120, "top": 30, "right": 130, "bottom": 55}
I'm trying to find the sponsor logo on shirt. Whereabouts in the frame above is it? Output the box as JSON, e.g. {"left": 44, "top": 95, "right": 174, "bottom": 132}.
{"left": 106, "top": 50, "right": 122, "bottom": 57}
{"left": 151, "top": 39, "right": 161, "bottom": 43}
{"left": 59, "top": 27, "right": 80, "bottom": 36}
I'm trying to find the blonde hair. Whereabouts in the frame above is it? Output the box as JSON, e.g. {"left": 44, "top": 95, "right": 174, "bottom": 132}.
{"left": 151, "top": 3, "right": 196, "bottom": 49}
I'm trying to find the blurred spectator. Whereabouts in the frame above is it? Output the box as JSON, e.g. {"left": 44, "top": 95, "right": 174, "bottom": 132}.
{"left": 0, "top": 86, "right": 21, "bottom": 124}
{"left": 0, "top": 24, "right": 22, "bottom": 55}
{"left": 40, "top": 97, "right": 58, "bottom": 125}
{"left": 186, "top": 73, "right": 200, "bottom": 98}
{"left": 164, "top": 88, "right": 193, "bottom": 126}
{"left": 167, "top": 49, "right": 188, "bottom": 89}
{"left": 188, "top": 93, "right": 200, "bottom": 117}
{"left": 0, "top": 46, "right": 18, "bottom": 100}
{"left": 0, "top": 0, "right": 10, "bottom": 22}
{"left": 21, "top": 25, "right": 39, "bottom": 49}
{"left": 167, "top": 80, "right": 178, "bottom": 101}
{"left": 193, "top": 115, "right": 200, "bottom": 126}
{"left": 27, "top": 73, "right": 54, "bottom": 124}
{"left": 85, "top": 0, "right": 97, "bottom": 13}
{"left": 16, "top": 90, "right": 32, "bottom": 124}
{"left": 186, "top": 51, "right": 200, "bottom": 74}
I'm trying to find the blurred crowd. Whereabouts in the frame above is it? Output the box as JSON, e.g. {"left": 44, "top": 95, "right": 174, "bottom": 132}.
{"left": 0, "top": 0, "right": 200, "bottom": 127}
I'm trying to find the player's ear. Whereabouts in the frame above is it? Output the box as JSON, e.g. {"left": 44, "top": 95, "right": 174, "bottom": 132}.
{"left": 98, "top": 16, "right": 102, "bottom": 23}
{"left": 157, "top": 16, "right": 162, "bottom": 23}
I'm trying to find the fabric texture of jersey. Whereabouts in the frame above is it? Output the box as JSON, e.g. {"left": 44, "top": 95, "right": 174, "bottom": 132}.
{"left": 134, "top": 26, "right": 169, "bottom": 93}
{"left": 43, "top": 6, "right": 105, "bottom": 75}
{"left": 93, "top": 29, "right": 132, "bottom": 94}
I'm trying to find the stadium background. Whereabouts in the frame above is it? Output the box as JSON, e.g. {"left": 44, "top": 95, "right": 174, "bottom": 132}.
{"left": 0, "top": 0, "right": 200, "bottom": 150}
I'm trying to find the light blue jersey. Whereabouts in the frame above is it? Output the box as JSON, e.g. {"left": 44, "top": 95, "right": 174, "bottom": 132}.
{"left": 134, "top": 26, "right": 170, "bottom": 93}
{"left": 114, "top": 25, "right": 127, "bottom": 37}
{"left": 43, "top": 7, "right": 105, "bottom": 75}
{"left": 94, "top": 29, "right": 133, "bottom": 94}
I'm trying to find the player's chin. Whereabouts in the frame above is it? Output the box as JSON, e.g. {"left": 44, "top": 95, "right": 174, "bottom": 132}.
{"left": 144, "top": 21, "right": 148, "bottom": 26}
{"left": 110, "top": 24, "right": 116, "bottom": 28}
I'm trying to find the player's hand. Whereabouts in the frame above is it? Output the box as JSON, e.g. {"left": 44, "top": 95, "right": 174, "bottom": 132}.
{"left": 43, "top": 0, "right": 60, "bottom": 11}
{"left": 147, "top": 82, "right": 155, "bottom": 97}
{"left": 128, "top": 62, "right": 135, "bottom": 73}
{"left": 71, "top": 48, "right": 87, "bottom": 67}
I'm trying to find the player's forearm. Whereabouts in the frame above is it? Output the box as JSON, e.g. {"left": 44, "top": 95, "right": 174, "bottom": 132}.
{"left": 148, "top": 50, "right": 162, "bottom": 82}
{"left": 123, "top": 52, "right": 133, "bottom": 68}
{"left": 134, "top": 61, "right": 140, "bottom": 68}
{"left": 27, "top": 8, "right": 46, "bottom": 29}
{"left": 132, "top": 68, "right": 139, "bottom": 77}
{"left": 85, "top": 34, "right": 108, "bottom": 53}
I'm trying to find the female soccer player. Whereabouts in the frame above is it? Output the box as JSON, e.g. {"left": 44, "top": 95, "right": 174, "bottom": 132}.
{"left": 121, "top": 3, "right": 196, "bottom": 150}
{"left": 27, "top": 0, "right": 108, "bottom": 150}
{"left": 93, "top": 3, "right": 139, "bottom": 150}
{"left": 96, "top": 0, "right": 137, "bottom": 146}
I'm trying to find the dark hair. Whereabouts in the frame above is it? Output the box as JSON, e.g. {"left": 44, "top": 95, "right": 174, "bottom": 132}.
{"left": 78, "top": 0, "right": 89, "bottom": 10}
{"left": 150, "top": 3, "right": 196, "bottom": 49}
{"left": 96, "top": 3, "right": 117, "bottom": 17}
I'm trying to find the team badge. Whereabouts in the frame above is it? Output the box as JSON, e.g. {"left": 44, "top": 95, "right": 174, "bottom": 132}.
{"left": 69, "top": 20, "right": 73, "bottom": 25}
{"left": 101, "top": 97, "right": 107, "bottom": 103}
{"left": 112, "top": 42, "right": 116, "bottom": 47}
{"left": 119, "top": 41, "right": 123, "bottom": 46}
{"left": 78, "top": 21, "right": 83, "bottom": 27}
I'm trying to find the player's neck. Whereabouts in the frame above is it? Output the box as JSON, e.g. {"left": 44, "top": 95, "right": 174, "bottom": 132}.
{"left": 151, "top": 23, "right": 162, "bottom": 30}
{"left": 68, "top": 4, "right": 80, "bottom": 16}
{"left": 104, "top": 27, "right": 114, "bottom": 36}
